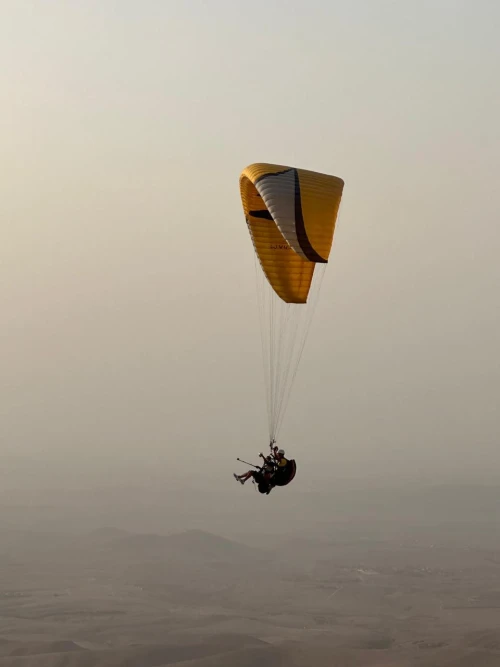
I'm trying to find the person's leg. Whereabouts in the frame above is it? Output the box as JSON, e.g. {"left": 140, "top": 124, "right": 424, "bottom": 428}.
{"left": 234, "top": 470, "right": 254, "bottom": 484}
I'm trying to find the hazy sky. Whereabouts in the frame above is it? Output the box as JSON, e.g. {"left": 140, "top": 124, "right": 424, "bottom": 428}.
{"left": 2, "top": 0, "right": 500, "bottom": 489}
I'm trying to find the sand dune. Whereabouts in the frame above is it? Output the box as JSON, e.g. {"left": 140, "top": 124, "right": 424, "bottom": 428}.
{"left": 0, "top": 637, "right": 271, "bottom": 667}
{"left": 0, "top": 641, "right": 84, "bottom": 658}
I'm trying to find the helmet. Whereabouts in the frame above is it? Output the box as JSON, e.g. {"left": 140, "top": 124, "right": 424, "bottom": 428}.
{"left": 278, "top": 449, "right": 285, "bottom": 455}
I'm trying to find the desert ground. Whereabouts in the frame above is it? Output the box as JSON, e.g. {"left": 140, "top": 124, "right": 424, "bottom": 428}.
{"left": 2, "top": 472, "right": 500, "bottom": 666}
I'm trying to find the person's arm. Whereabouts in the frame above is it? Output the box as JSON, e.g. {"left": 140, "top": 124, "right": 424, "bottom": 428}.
{"left": 259, "top": 453, "right": 275, "bottom": 470}
{"left": 259, "top": 453, "right": 272, "bottom": 468}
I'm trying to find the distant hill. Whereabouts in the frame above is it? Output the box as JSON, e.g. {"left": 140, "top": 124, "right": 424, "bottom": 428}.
{"left": 84, "top": 527, "right": 133, "bottom": 543}
{"left": 114, "top": 529, "right": 273, "bottom": 598}
{"left": 108, "top": 529, "right": 267, "bottom": 564}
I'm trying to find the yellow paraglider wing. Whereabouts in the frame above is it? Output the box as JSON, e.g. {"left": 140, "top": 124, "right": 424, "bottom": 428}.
{"left": 239, "top": 163, "right": 344, "bottom": 304}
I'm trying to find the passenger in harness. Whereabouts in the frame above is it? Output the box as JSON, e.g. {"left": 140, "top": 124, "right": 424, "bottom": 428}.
{"left": 233, "top": 452, "right": 275, "bottom": 494}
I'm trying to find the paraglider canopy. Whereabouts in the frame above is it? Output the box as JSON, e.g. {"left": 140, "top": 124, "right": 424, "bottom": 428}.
{"left": 239, "top": 162, "right": 345, "bottom": 442}
{"left": 239, "top": 163, "right": 344, "bottom": 304}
